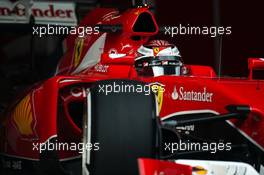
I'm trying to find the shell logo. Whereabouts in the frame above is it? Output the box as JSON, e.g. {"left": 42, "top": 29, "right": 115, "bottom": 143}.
{"left": 193, "top": 166, "right": 208, "bottom": 175}
{"left": 13, "top": 94, "right": 34, "bottom": 136}
{"left": 153, "top": 47, "right": 160, "bottom": 56}
{"left": 149, "top": 83, "right": 165, "bottom": 113}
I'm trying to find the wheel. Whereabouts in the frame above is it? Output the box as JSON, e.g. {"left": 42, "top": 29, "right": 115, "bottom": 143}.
{"left": 84, "top": 79, "right": 160, "bottom": 175}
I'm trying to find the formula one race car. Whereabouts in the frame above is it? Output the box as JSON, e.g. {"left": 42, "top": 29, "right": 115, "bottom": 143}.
{"left": 1, "top": 1, "right": 264, "bottom": 175}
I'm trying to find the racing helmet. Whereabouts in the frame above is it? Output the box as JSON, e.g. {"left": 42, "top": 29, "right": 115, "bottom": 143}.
{"left": 135, "top": 40, "right": 184, "bottom": 77}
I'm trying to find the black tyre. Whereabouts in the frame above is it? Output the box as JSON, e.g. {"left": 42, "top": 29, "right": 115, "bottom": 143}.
{"left": 85, "top": 80, "right": 160, "bottom": 175}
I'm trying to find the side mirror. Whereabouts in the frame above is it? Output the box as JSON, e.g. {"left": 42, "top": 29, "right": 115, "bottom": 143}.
{"left": 248, "top": 58, "right": 264, "bottom": 80}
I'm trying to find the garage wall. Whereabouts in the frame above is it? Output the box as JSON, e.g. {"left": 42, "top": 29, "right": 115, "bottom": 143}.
{"left": 155, "top": 0, "right": 264, "bottom": 77}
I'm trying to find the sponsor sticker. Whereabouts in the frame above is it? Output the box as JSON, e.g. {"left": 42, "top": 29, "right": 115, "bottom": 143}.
{"left": 12, "top": 94, "right": 35, "bottom": 137}
{"left": 2, "top": 159, "right": 22, "bottom": 170}
{"left": 73, "top": 38, "right": 84, "bottom": 67}
{"left": 193, "top": 166, "right": 208, "bottom": 175}
{"left": 149, "top": 82, "right": 165, "bottom": 113}
{"left": 176, "top": 125, "right": 195, "bottom": 135}
{"left": 0, "top": 1, "right": 77, "bottom": 26}
{"left": 171, "top": 86, "right": 213, "bottom": 103}
{"left": 94, "top": 64, "right": 109, "bottom": 73}
{"left": 153, "top": 47, "right": 160, "bottom": 56}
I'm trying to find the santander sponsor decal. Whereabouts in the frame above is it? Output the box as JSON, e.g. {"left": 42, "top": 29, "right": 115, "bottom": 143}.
{"left": 171, "top": 86, "right": 214, "bottom": 103}
{"left": 0, "top": 1, "right": 77, "bottom": 26}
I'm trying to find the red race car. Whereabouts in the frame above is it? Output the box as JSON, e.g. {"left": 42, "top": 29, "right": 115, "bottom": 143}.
{"left": 0, "top": 1, "right": 264, "bottom": 175}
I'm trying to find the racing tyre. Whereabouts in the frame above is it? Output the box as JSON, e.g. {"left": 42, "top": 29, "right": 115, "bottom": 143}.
{"left": 83, "top": 80, "right": 160, "bottom": 175}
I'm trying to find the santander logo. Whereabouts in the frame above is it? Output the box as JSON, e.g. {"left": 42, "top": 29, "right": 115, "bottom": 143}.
{"left": 171, "top": 86, "right": 179, "bottom": 100}
{"left": 171, "top": 86, "right": 214, "bottom": 103}
{"left": 0, "top": 2, "right": 77, "bottom": 25}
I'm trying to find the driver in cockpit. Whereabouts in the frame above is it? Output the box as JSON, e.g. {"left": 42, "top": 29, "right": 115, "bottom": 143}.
{"left": 135, "top": 40, "right": 188, "bottom": 77}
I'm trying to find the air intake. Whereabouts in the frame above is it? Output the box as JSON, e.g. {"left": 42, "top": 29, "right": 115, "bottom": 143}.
{"left": 133, "top": 12, "right": 157, "bottom": 33}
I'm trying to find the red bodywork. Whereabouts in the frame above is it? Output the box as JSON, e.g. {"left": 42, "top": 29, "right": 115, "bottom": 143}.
{"left": 138, "top": 158, "right": 192, "bottom": 175}
{"left": 0, "top": 6, "right": 264, "bottom": 163}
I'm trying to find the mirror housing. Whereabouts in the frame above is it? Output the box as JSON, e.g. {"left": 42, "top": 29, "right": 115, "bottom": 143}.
{"left": 248, "top": 58, "right": 264, "bottom": 80}
{"left": 101, "top": 53, "right": 135, "bottom": 65}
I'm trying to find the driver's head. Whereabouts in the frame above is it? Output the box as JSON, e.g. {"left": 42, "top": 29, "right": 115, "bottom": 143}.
{"left": 135, "top": 40, "right": 183, "bottom": 77}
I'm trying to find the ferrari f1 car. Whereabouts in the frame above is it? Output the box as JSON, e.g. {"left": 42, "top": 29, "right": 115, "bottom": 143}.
{"left": 0, "top": 1, "right": 264, "bottom": 175}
